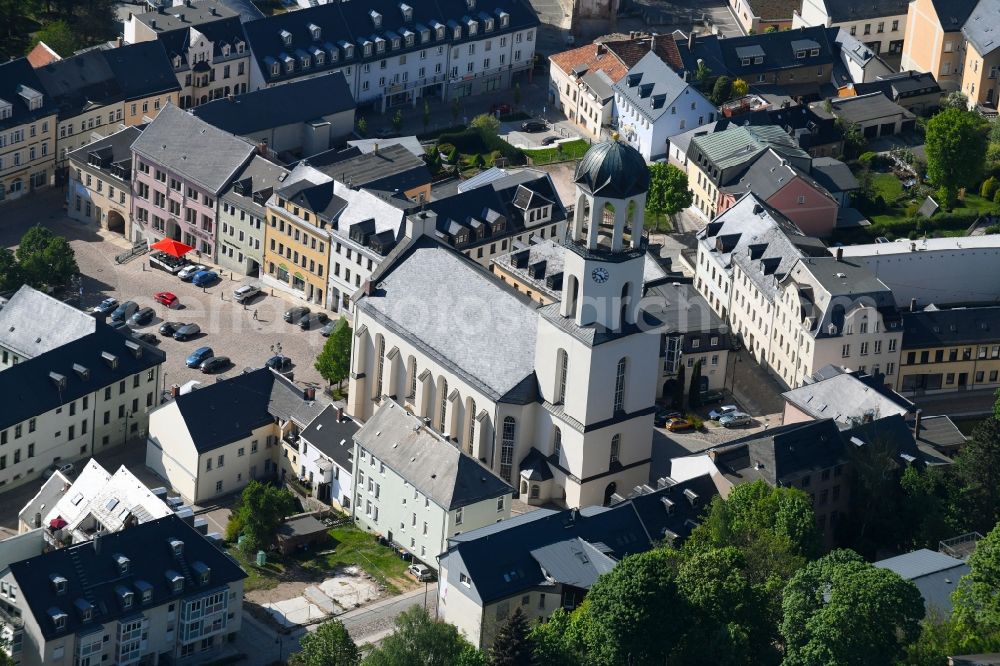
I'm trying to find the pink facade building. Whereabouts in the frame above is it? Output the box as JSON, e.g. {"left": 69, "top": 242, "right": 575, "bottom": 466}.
{"left": 130, "top": 104, "right": 254, "bottom": 256}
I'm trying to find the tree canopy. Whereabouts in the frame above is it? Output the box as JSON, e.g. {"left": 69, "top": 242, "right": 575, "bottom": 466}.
{"left": 952, "top": 521, "right": 1000, "bottom": 648}
{"left": 225, "top": 480, "right": 296, "bottom": 553}
{"left": 363, "top": 607, "right": 483, "bottom": 666}
{"left": 488, "top": 607, "right": 533, "bottom": 666}
{"left": 315, "top": 319, "right": 352, "bottom": 388}
{"left": 31, "top": 20, "right": 79, "bottom": 56}
{"left": 7, "top": 225, "right": 78, "bottom": 290}
{"left": 470, "top": 113, "right": 500, "bottom": 136}
{"left": 925, "top": 107, "right": 987, "bottom": 207}
{"left": 291, "top": 619, "right": 360, "bottom": 666}
{"left": 646, "top": 162, "right": 693, "bottom": 231}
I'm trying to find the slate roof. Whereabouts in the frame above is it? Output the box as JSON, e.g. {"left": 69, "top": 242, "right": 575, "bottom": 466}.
{"left": 131, "top": 103, "right": 256, "bottom": 194}
{"left": 222, "top": 155, "right": 289, "bottom": 214}
{"left": 712, "top": 418, "right": 847, "bottom": 486}
{"left": 217, "top": 0, "right": 265, "bottom": 23}
{"left": 192, "top": 72, "right": 355, "bottom": 137}
{"left": 642, "top": 281, "right": 727, "bottom": 339}
{"left": 304, "top": 143, "right": 430, "bottom": 193}
{"left": 277, "top": 179, "right": 348, "bottom": 222}
{"left": 355, "top": 400, "right": 511, "bottom": 510}
{"left": 9, "top": 514, "right": 246, "bottom": 642}
{"left": 782, "top": 366, "right": 912, "bottom": 427}
{"left": 0, "top": 58, "right": 58, "bottom": 133}
{"left": 963, "top": 0, "right": 1000, "bottom": 55}
{"left": 300, "top": 404, "right": 359, "bottom": 472}
{"left": 101, "top": 40, "right": 181, "bottom": 101}
{"left": 574, "top": 140, "right": 650, "bottom": 198}
{"left": 914, "top": 415, "right": 969, "bottom": 452}
{"left": 682, "top": 26, "right": 834, "bottom": 79}
{"left": 930, "top": 0, "right": 979, "bottom": 31}
{"left": 743, "top": 0, "right": 800, "bottom": 21}
{"left": 131, "top": 0, "right": 241, "bottom": 33}
{"left": 549, "top": 43, "right": 629, "bottom": 82}
{"left": 580, "top": 69, "right": 615, "bottom": 103}
{"left": 356, "top": 237, "right": 539, "bottom": 401}
{"left": 0, "top": 322, "right": 165, "bottom": 431}
{"left": 901, "top": 306, "right": 1000, "bottom": 348}
{"left": 438, "top": 474, "right": 717, "bottom": 605}
{"left": 813, "top": 92, "right": 914, "bottom": 125}
{"left": 810, "top": 156, "right": 860, "bottom": 193}
{"left": 720, "top": 147, "right": 835, "bottom": 202}
{"left": 242, "top": 0, "right": 539, "bottom": 86}
{"left": 818, "top": 0, "right": 908, "bottom": 22}
{"left": 67, "top": 125, "right": 142, "bottom": 181}
{"left": 34, "top": 51, "right": 118, "bottom": 120}
{"left": 0, "top": 286, "right": 96, "bottom": 360}
{"left": 875, "top": 549, "right": 969, "bottom": 612}
{"left": 613, "top": 51, "right": 697, "bottom": 123}
{"left": 170, "top": 368, "right": 277, "bottom": 453}
{"left": 854, "top": 71, "right": 942, "bottom": 102}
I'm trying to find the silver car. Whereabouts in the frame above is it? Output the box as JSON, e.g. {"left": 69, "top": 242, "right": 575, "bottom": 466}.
{"left": 234, "top": 284, "right": 261, "bottom": 303}
{"left": 719, "top": 412, "right": 753, "bottom": 428}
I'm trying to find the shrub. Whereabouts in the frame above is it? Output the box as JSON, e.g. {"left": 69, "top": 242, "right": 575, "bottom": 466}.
{"left": 981, "top": 176, "right": 998, "bottom": 199}
{"left": 986, "top": 224, "right": 1000, "bottom": 234}
{"left": 994, "top": 189, "right": 1000, "bottom": 204}
{"left": 904, "top": 202, "right": 920, "bottom": 218}
{"left": 435, "top": 127, "right": 525, "bottom": 165}
{"left": 858, "top": 151, "right": 878, "bottom": 168}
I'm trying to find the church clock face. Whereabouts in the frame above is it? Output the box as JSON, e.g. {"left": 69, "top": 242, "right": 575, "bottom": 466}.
{"left": 591, "top": 267, "right": 610, "bottom": 284}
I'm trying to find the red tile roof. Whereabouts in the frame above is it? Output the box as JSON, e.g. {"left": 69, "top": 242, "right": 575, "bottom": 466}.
{"left": 604, "top": 34, "right": 684, "bottom": 72}
{"left": 26, "top": 42, "right": 61, "bottom": 69}
{"left": 549, "top": 43, "right": 630, "bottom": 82}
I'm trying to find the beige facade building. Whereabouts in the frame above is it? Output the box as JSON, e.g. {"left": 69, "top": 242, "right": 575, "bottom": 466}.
{"left": 0, "top": 59, "right": 57, "bottom": 204}
{"left": 959, "top": 0, "right": 1000, "bottom": 109}
{"left": 67, "top": 127, "right": 139, "bottom": 238}
{"left": 898, "top": 306, "right": 1000, "bottom": 395}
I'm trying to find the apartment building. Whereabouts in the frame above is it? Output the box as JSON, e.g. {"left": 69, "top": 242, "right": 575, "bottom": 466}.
{"left": 296, "top": 404, "right": 359, "bottom": 509}
{"left": 898, "top": 305, "right": 1000, "bottom": 395}
{"left": 67, "top": 127, "right": 141, "bottom": 239}
{"left": 131, "top": 104, "right": 256, "bottom": 258}
{"left": 125, "top": 0, "right": 252, "bottom": 108}
{"left": 900, "top": 0, "right": 977, "bottom": 92}
{"left": 303, "top": 142, "right": 432, "bottom": 203}
{"left": 352, "top": 400, "right": 512, "bottom": 569}
{"left": 782, "top": 364, "right": 912, "bottom": 428}
{"left": 242, "top": 0, "right": 539, "bottom": 110}
{"left": 146, "top": 368, "right": 324, "bottom": 503}
{"left": 794, "top": 0, "right": 908, "bottom": 56}
{"left": 0, "top": 286, "right": 95, "bottom": 370}
{"left": 35, "top": 42, "right": 179, "bottom": 169}
{"left": 0, "top": 323, "right": 165, "bottom": 491}
{"left": 216, "top": 155, "right": 288, "bottom": 277}
{"left": 960, "top": 0, "right": 1000, "bottom": 109}
{"left": 0, "top": 58, "right": 57, "bottom": 204}
{"left": 549, "top": 42, "right": 628, "bottom": 139}
{"left": 0, "top": 514, "right": 245, "bottom": 666}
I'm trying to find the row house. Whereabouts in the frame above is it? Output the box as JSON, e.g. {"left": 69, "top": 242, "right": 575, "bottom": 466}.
{"left": 0, "top": 514, "right": 245, "bottom": 666}
{"left": 307, "top": 142, "right": 432, "bottom": 203}
{"left": 794, "top": 0, "right": 908, "bottom": 56}
{"left": 67, "top": 127, "right": 140, "bottom": 240}
{"left": 242, "top": 0, "right": 539, "bottom": 110}
{"left": 0, "top": 59, "right": 57, "bottom": 204}
{"left": 352, "top": 400, "right": 512, "bottom": 569}
{"left": 126, "top": 0, "right": 252, "bottom": 108}
{"left": 730, "top": 0, "right": 798, "bottom": 35}
{"left": 900, "top": 0, "right": 977, "bottom": 93}
{"left": 130, "top": 104, "right": 255, "bottom": 258}
{"left": 0, "top": 322, "right": 165, "bottom": 492}
{"left": 216, "top": 155, "right": 288, "bottom": 278}
{"left": 695, "top": 194, "right": 902, "bottom": 389}
{"left": 34, "top": 41, "right": 179, "bottom": 171}
{"left": 297, "top": 404, "right": 359, "bottom": 509}
{"left": 898, "top": 305, "right": 1000, "bottom": 395}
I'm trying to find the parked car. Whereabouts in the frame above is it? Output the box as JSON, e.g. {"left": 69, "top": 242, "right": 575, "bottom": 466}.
{"left": 666, "top": 417, "right": 695, "bottom": 432}
{"left": 320, "top": 320, "right": 338, "bottom": 336}
{"left": 154, "top": 291, "right": 178, "bottom": 307}
{"left": 173, "top": 323, "right": 202, "bottom": 341}
{"left": 541, "top": 135, "right": 559, "bottom": 146}
{"left": 42, "top": 462, "right": 75, "bottom": 479}
{"left": 200, "top": 356, "right": 231, "bottom": 374}
{"left": 129, "top": 307, "right": 155, "bottom": 326}
{"left": 654, "top": 408, "right": 682, "bottom": 428}
{"left": 709, "top": 405, "right": 739, "bottom": 421}
{"left": 521, "top": 120, "right": 547, "bottom": 132}
{"left": 110, "top": 300, "right": 139, "bottom": 322}
{"left": 234, "top": 284, "right": 261, "bottom": 303}
{"left": 159, "top": 321, "right": 185, "bottom": 336}
{"left": 191, "top": 270, "right": 219, "bottom": 287}
{"left": 284, "top": 306, "right": 311, "bottom": 323}
{"left": 299, "top": 312, "right": 329, "bottom": 330}
{"left": 719, "top": 412, "right": 753, "bottom": 428}
{"left": 265, "top": 355, "right": 292, "bottom": 372}
{"left": 407, "top": 563, "right": 435, "bottom": 582}
{"left": 186, "top": 346, "right": 214, "bottom": 368}
{"left": 92, "top": 297, "right": 118, "bottom": 315}
{"left": 133, "top": 332, "right": 159, "bottom": 345}
{"left": 177, "top": 264, "right": 207, "bottom": 281}
{"left": 700, "top": 390, "right": 725, "bottom": 405}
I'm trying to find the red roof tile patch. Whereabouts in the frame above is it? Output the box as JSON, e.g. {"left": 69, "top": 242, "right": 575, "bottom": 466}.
{"left": 549, "top": 43, "right": 630, "bottom": 82}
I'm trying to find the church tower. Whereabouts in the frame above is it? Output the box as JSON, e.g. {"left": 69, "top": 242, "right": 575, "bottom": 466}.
{"left": 531, "top": 139, "right": 659, "bottom": 508}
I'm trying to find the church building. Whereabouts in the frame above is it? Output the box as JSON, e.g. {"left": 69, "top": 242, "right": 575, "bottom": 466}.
{"left": 347, "top": 141, "right": 663, "bottom": 508}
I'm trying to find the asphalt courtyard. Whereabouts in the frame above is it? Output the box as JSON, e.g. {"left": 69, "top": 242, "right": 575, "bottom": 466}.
{"left": 2, "top": 188, "right": 333, "bottom": 395}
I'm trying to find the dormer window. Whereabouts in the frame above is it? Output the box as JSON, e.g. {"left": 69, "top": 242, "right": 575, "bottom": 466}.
{"left": 400, "top": 3, "right": 412, "bottom": 21}
{"left": 166, "top": 570, "right": 184, "bottom": 593}
{"left": 301, "top": 55, "right": 310, "bottom": 69}
{"left": 280, "top": 29, "right": 293, "bottom": 46}
{"left": 49, "top": 609, "right": 67, "bottom": 632}
{"left": 222, "top": 44, "right": 230, "bottom": 56}
{"left": 754, "top": 56, "right": 763, "bottom": 64}
{"left": 316, "top": 50, "right": 325, "bottom": 65}
{"left": 485, "top": 18, "right": 494, "bottom": 31}
{"left": 370, "top": 10, "right": 382, "bottom": 27}
{"left": 192, "top": 561, "right": 211, "bottom": 585}
{"left": 468, "top": 20, "right": 478, "bottom": 35}
{"left": 436, "top": 25, "right": 445, "bottom": 39}
{"left": 271, "top": 62, "right": 280, "bottom": 77}
{"left": 810, "top": 48, "right": 819, "bottom": 56}
{"left": 376, "top": 37, "right": 386, "bottom": 53}
{"left": 498, "top": 11, "right": 509, "bottom": 27}
{"left": 169, "top": 538, "right": 184, "bottom": 558}
{"left": 453, "top": 26, "right": 462, "bottom": 39}
{"left": 405, "top": 31, "right": 414, "bottom": 46}
{"left": 50, "top": 574, "right": 68, "bottom": 595}
{"left": 115, "top": 554, "right": 131, "bottom": 575}
{"left": 796, "top": 50, "right": 806, "bottom": 59}
{"left": 237, "top": 41, "right": 245, "bottom": 53}
{"left": 135, "top": 580, "right": 153, "bottom": 604}
{"left": 345, "top": 44, "right": 354, "bottom": 59}
{"left": 116, "top": 586, "right": 134, "bottom": 609}
{"left": 309, "top": 23, "right": 321, "bottom": 40}
{"left": 172, "top": 55, "right": 182, "bottom": 69}
{"left": 363, "top": 41, "right": 373, "bottom": 56}
{"left": 421, "top": 28, "right": 430, "bottom": 42}
{"left": 392, "top": 37, "right": 401, "bottom": 50}
{"left": 740, "top": 57, "right": 750, "bottom": 66}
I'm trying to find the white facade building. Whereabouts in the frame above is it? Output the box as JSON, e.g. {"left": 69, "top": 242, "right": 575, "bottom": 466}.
{"left": 0, "top": 286, "right": 95, "bottom": 370}
{"left": 296, "top": 404, "right": 359, "bottom": 510}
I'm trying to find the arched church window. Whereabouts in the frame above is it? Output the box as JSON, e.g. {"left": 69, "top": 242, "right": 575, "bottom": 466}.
{"left": 467, "top": 399, "right": 477, "bottom": 452}
{"left": 555, "top": 349, "right": 568, "bottom": 404}
{"left": 407, "top": 357, "right": 417, "bottom": 399}
{"left": 374, "top": 335, "right": 385, "bottom": 400}
{"left": 500, "top": 417, "right": 516, "bottom": 481}
{"left": 438, "top": 377, "right": 448, "bottom": 432}
{"left": 552, "top": 426, "right": 562, "bottom": 461}
{"left": 613, "top": 357, "right": 627, "bottom": 412}
{"left": 610, "top": 433, "right": 621, "bottom": 464}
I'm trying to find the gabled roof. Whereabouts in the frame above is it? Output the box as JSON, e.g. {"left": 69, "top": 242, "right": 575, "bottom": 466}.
{"left": 811, "top": 92, "right": 914, "bottom": 125}
{"left": 277, "top": 179, "right": 348, "bottom": 221}
{"left": 0, "top": 323, "right": 165, "bottom": 431}
{"left": 603, "top": 33, "right": 684, "bottom": 71}
{"left": 689, "top": 124, "right": 810, "bottom": 176}
{"left": 9, "top": 514, "right": 246, "bottom": 642}
{"left": 929, "top": 0, "right": 979, "bottom": 31}
{"left": 101, "top": 40, "right": 181, "bottom": 101}
{"left": 0, "top": 286, "right": 96, "bottom": 360}
{"left": 68, "top": 125, "right": 142, "bottom": 177}
{"left": 720, "top": 147, "right": 834, "bottom": 202}
{"left": 642, "top": 281, "right": 727, "bottom": 337}
{"left": 963, "top": 1, "right": 1000, "bottom": 57}
{"left": 782, "top": 366, "right": 912, "bottom": 428}
{"left": 222, "top": 154, "right": 289, "bottom": 212}
{"left": 613, "top": 50, "right": 702, "bottom": 123}
{"left": 26, "top": 41, "right": 61, "bottom": 69}
{"left": 355, "top": 400, "right": 511, "bottom": 510}
{"left": 304, "top": 143, "right": 430, "bottom": 193}
{"left": 854, "top": 71, "right": 942, "bottom": 101}
{"left": 300, "top": 404, "right": 359, "bottom": 472}
{"left": 875, "top": 548, "right": 969, "bottom": 612}
{"left": 131, "top": 0, "right": 242, "bottom": 33}
{"left": 548, "top": 42, "right": 628, "bottom": 82}
{"left": 192, "top": 71, "right": 355, "bottom": 137}
{"left": 901, "top": 305, "right": 1000, "bottom": 348}
{"left": 810, "top": 157, "right": 859, "bottom": 193}
{"left": 0, "top": 59, "right": 58, "bottom": 133}
{"left": 131, "top": 103, "right": 255, "bottom": 194}
{"left": 684, "top": 25, "right": 834, "bottom": 78}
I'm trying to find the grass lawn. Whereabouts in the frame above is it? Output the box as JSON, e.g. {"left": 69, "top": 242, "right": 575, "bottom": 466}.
{"left": 298, "top": 524, "right": 415, "bottom": 594}
{"left": 523, "top": 139, "right": 590, "bottom": 165}
{"left": 871, "top": 172, "right": 904, "bottom": 202}
{"left": 227, "top": 546, "right": 288, "bottom": 593}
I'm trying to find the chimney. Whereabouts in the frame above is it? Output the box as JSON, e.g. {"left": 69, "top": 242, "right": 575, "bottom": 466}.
{"left": 336, "top": 406, "right": 344, "bottom": 422}
{"left": 373, "top": 142, "right": 379, "bottom": 155}
{"left": 835, "top": 247, "right": 843, "bottom": 261}
{"left": 651, "top": 33, "right": 657, "bottom": 54}
{"left": 257, "top": 140, "right": 268, "bottom": 156}
{"left": 304, "top": 386, "right": 316, "bottom": 401}
{"left": 910, "top": 297, "right": 917, "bottom": 312}
{"left": 688, "top": 30, "right": 696, "bottom": 52}
{"left": 93, "top": 532, "right": 103, "bottom": 554}
{"left": 913, "top": 409, "right": 922, "bottom": 438}
{"left": 170, "top": 383, "right": 180, "bottom": 398}
{"left": 150, "top": 18, "right": 157, "bottom": 28}
{"left": 116, "top": 36, "right": 123, "bottom": 48}
{"left": 707, "top": 448, "right": 718, "bottom": 461}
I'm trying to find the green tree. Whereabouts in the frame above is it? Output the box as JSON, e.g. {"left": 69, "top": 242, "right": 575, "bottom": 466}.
{"left": 422, "top": 100, "right": 431, "bottom": 132}
{"left": 951, "top": 521, "right": 1000, "bottom": 650}
{"left": 572, "top": 549, "right": 687, "bottom": 665}
{"left": 513, "top": 82, "right": 522, "bottom": 108}
{"left": 981, "top": 175, "right": 998, "bottom": 199}
{"left": 363, "top": 606, "right": 483, "bottom": 666}
{"left": 0, "top": 0, "right": 40, "bottom": 56}
{"left": 780, "top": 550, "right": 924, "bottom": 666}
{"left": 940, "top": 90, "right": 970, "bottom": 110}
{"left": 765, "top": 25, "right": 778, "bottom": 32}
{"left": 710, "top": 76, "right": 733, "bottom": 105}
{"left": 290, "top": 619, "right": 360, "bottom": 666}
{"left": 694, "top": 61, "right": 712, "bottom": 91}
{"left": 357, "top": 117, "right": 368, "bottom": 137}
{"left": 0, "top": 247, "right": 22, "bottom": 292}
{"left": 314, "top": 319, "right": 352, "bottom": 389}
{"left": 225, "top": 480, "right": 296, "bottom": 554}
{"left": 838, "top": 120, "right": 866, "bottom": 159}
{"left": 392, "top": 109, "right": 403, "bottom": 133}
{"left": 30, "top": 20, "right": 79, "bottom": 56}
{"left": 450, "top": 98, "right": 461, "bottom": 125}
{"left": 488, "top": 607, "right": 532, "bottom": 666}
{"left": 995, "top": 388, "right": 1000, "bottom": 420}
{"left": 688, "top": 359, "right": 702, "bottom": 409}
{"left": 470, "top": 113, "right": 500, "bottom": 136}
{"left": 527, "top": 609, "right": 582, "bottom": 666}
{"left": 672, "top": 364, "right": 686, "bottom": 410}
{"left": 731, "top": 78, "right": 749, "bottom": 99}
{"left": 952, "top": 417, "right": 1000, "bottom": 535}
{"left": 16, "top": 225, "right": 78, "bottom": 288}
{"left": 925, "top": 107, "right": 987, "bottom": 207}
{"left": 840, "top": 425, "right": 909, "bottom": 556}
{"left": 898, "top": 465, "right": 956, "bottom": 550}
{"left": 645, "top": 162, "right": 693, "bottom": 231}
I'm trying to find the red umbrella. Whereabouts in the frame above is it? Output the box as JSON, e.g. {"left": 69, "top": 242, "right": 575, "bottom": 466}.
{"left": 150, "top": 238, "right": 194, "bottom": 258}
{"left": 49, "top": 516, "right": 67, "bottom": 530}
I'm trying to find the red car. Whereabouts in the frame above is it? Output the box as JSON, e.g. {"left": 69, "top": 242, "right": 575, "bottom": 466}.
{"left": 154, "top": 291, "right": 178, "bottom": 307}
